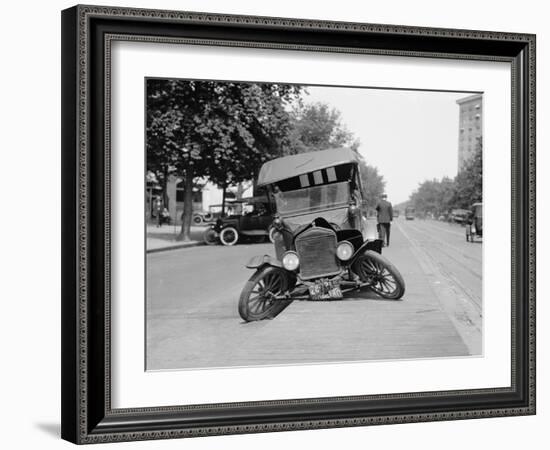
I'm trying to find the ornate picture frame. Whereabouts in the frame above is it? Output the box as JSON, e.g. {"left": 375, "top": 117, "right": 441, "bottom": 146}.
{"left": 61, "top": 5, "right": 535, "bottom": 444}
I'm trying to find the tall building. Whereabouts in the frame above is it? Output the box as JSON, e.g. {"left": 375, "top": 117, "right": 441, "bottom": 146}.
{"left": 456, "top": 94, "right": 483, "bottom": 172}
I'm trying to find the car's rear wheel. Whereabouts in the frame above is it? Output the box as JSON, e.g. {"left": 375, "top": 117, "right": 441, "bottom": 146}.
{"left": 220, "top": 227, "right": 239, "bottom": 246}
{"left": 353, "top": 250, "right": 405, "bottom": 299}
{"left": 238, "top": 266, "right": 290, "bottom": 321}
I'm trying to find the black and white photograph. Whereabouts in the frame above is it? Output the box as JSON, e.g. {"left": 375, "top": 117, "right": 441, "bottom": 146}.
{"left": 145, "top": 79, "right": 483, "bottom": 371}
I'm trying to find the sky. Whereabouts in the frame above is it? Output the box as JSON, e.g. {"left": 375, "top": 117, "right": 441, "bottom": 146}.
{"left": 304, "top": 86, "right": 473, "bottom": 204}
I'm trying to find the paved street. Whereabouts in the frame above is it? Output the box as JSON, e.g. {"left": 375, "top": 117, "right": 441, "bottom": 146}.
{"left": 146, "top": 219, "right": 482, "bottom": 370}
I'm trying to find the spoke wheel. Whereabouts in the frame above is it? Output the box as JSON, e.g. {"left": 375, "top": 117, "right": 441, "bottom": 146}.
{"left": 239, "top": 267, "right": 290, "bottom": 321}
{"left": 353, "top": 250, "right": 405, "bottom": 299}
{"left": 220, "top": 227, "right": 239, "bottom": 246}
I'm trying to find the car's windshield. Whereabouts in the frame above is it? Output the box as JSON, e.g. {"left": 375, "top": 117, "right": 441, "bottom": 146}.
{"left": 273, "top": 182, "right": 350, "bottom": 216}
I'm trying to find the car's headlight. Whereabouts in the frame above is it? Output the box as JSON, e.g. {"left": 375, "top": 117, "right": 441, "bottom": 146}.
{"left": 336, "top": 241, "right": 354, "bottom": 261}
{"left": 282, "top": 251, "right": 300, "bottom": 271}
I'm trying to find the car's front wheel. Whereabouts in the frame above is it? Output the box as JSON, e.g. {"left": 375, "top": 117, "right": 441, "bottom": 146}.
{"left": 353, "top": 250, "right": 405, "bottom": 300}
{"left": 238, "top": 266, "right": 291, "bottom": 322}
{"left": 219, "top": 227, "right": 239, "bottom": 246}
{"left": 202, "top": 227, "right": 218, "bottom": 245}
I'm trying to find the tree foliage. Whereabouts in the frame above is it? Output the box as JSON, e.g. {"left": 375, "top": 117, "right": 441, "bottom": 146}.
{"left": 450, "top": 141, "right": 482, "bottom": 209}
{"left": 286, "top": 102, "right": 360, "bottom": 154}
{"left": 359, "top": 162, "right": 386, "bottom": 207}
{"left": 408, "top": 137, "right": 482, "bottom": 215}
{"left": 146, "top": 79, "right": 303, "bottom": 240}
{"left": 286, "top": 102, "right": 383, "bottom": 205}
{"left": 147, "top": 85, "right": 388, "bottom": 240}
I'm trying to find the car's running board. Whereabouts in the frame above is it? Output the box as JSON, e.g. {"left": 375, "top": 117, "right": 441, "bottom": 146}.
{"left": 240, "top": 230, "right": 269, "bottom": 236}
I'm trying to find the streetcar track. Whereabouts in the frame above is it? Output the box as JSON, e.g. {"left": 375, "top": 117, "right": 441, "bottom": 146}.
{"left": 416, "top": 220, "right": 465, "bottom": 238}
{"left": 409, "top": 223, "right": 482, "bottom": 265}
{"left": 404, "top": 221, "right": 482, "bottom": 277}
{"left": 396, "top": 221, "right": 482, "bottom": 313}
{"left": 412, "top": 235, "right": 482, "bottom": 313}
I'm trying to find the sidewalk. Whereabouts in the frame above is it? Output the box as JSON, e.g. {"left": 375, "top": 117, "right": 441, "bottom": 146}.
{"left": 146, "top": 224, "right": 206, "bottom": 253}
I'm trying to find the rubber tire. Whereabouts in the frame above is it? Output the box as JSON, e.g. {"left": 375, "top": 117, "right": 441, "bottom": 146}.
{"left": 353, "top": 250, "right": 406, "bottom": 300}
{"left": 238, "top": 266, "right": 290, "bottom": 322}
{"left": 220, "top": 227, "right": 239, "bottom": 246}
{"left": 203, "top": 227, "right": 219, "bottom": 245}
{"left": 192, "top": 214, "right": 203, "bottom": 225}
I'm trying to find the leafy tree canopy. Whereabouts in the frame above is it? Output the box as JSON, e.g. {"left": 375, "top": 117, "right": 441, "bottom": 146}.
{"left": 146, "top": 79, "right": 304, "bottom": 240}
{"left": 408, "top": 137, "right": 482, "bottom": 215}
{"left": 147, "top": 79, "right": 304, "bottom": 186}
{"left": 286, "top": 102, "right": 360, "bottom": 154}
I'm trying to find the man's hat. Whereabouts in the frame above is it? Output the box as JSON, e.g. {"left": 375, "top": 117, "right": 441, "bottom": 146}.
{"left": 381, "top": 193, "right": 387, "bottom": 198}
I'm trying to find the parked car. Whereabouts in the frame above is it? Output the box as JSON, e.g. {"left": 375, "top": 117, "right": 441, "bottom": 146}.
{"left": 238, "top": 147, "right": 405, "bottom": 322}
{"left": 202, "top": 196, "right": 276, "bottom": 245}
{"left": 193, "top": 202, "right": 244, "bottom": 225}
{"left": 450, "top": 208, "right": 471, "bottom": 224}
{"left": 465, "top": 202, "right": 483, "bottom": 242}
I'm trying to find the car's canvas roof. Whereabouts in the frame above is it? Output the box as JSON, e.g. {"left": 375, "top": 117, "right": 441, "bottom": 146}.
{"left": 257, "top": 147, "right": 359, "bottom": 186}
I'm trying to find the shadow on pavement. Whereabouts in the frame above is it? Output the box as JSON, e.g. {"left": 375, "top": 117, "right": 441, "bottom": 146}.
{"left": 344, "top": 289, "right": 404, "bottom": 302}
{"left": 241, "top": 289, "right": 400, "bottom": 324}
{"left": 35, "top": 422, "right": 60, "bottom": 438}
{"left": 147, "top": 226, "right": 206, "bottom": 242}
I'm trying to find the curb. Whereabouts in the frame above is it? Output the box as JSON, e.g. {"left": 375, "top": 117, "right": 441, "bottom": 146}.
{"left": 147, "top": 241, "right": 203, "bottom": 254}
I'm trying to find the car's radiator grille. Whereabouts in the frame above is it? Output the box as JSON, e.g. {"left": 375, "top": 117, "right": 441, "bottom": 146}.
{"left": 295, "top": 227, "right": 340, "bottom": 280}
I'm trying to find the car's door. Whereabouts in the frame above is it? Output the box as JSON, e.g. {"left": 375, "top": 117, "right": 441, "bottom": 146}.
{"left": 257, "top": 212, "right": 273, "bottom": 230}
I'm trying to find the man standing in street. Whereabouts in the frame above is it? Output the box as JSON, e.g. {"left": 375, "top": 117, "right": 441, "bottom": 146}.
{"left": 376, "top": 193, "right": 393, "bottom": 247}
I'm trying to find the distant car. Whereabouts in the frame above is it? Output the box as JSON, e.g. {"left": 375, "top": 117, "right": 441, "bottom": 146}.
{"left": 450, "top": 209, "right": 470, "bottom": 224}
{"left": 202, "top": 196, "right": 276, "bottom": 245}
{"left": 465, "top": 203, "right": 483, "bottom": 242}
{"left": 405, "top": 206, "right": 415, "bottom": 220}
{"left": 393, "top": 209, "right": 400, "bottom": 218}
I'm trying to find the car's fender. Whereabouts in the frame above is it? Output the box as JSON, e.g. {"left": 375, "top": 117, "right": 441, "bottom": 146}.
{"left": 350, "top": 238, "right": 383, "bottom": 263}
{"left": 245, "top": 254, "right": 283, "bottom": 270}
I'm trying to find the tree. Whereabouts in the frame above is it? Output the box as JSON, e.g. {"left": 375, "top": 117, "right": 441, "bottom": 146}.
{"left": 409, "top": 177, "right": 455, "bottom": 215}
{"left": 359, "top": 161, "right": 386, "bottom": 207}
{"left": 286, "top": 102, "right": 384, "bottom": 207}
{"left": 146, "top": 80, "right": 303, "bottom": 241}
{"left": 408, "top": 137, "right": 482, "bottom": 214}
{"left": 286, "top": 102, "right": 359, "bottom": 154}
{"left": 450, "top": 138, "right": 482, "bottom": 209}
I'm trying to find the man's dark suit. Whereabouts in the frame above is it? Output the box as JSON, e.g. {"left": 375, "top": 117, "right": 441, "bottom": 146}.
{"left": 375, "top": 199, "right": 393, "bottom": 246}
